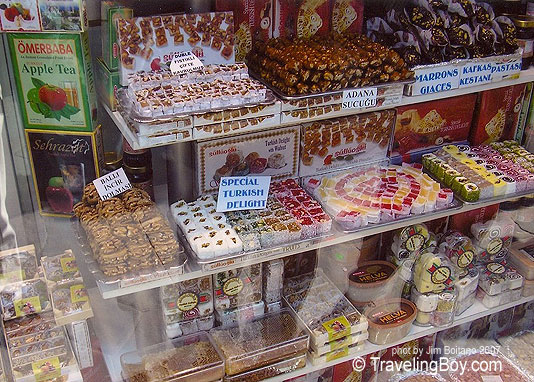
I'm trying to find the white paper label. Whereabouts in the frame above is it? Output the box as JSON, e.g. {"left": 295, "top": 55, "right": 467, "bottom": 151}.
{"left": 459, "top": 63, "right": 493, "bottom": 88}
{"left": 216, "top": 176, "right": 271, "bottom": 212}
{"left": 170, "top": 51, "right": 204, "bottom": 75}
{"left": 342, "top": 87, "right": 377, "bottom": 109}
{"left": 93, "top": 168, "right": 132, "bottom": 201}
{"left": 412, "top": 66, "right": 460, "bottom": 95}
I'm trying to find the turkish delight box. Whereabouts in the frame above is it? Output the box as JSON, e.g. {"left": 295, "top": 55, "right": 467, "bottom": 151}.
{"left": 25, "top": 127, "right": 104, "bottom": 218}
{"left": 331, "top": 0, "right": 364, "bottom": 34}
{"left": 0, "top": 0, "right": 41, "bottom": 31}
{"left": 195, "top": 126, "right": 300, "bottom": 195}
{"left": 391, "top": 94, "right": 477, "bottom": 158}
{"left": 38, "top": 0, "right": 88, "bottom": 31}
{"left": 101, "top": 1, "right": 133, "bottom": 71}
{"left": 299, "top": 110, "right": 395, "bottom": 177}
{"left": 470, "top": 84, "right": 527, "bottom": 146}
{"left": 273, "top": 0, "right": 330, "bottom": 38}
{"left": 216, "top": 0, "right": 273, "bottom": 61}
{"left": 116, "top": 12, "right": 235, "bottom": 85}
{"left": 7, "top": 32, "right": 97, "bottom": 132}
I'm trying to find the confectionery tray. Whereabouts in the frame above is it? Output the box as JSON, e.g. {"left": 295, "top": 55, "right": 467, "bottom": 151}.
{"left": 117, "top": 87, "right": 278, "bottom": 124}
{"left": 222, "top": 353, "right": 306, "bottom": 382}
{"left": 73, "top": 219, "right": 187, "bottom": 288}
{"left": 177, "top": 224, "right": 332, "bottom": 272}
{"left": 249, "top": 70, "right": 414, "bottom": 101}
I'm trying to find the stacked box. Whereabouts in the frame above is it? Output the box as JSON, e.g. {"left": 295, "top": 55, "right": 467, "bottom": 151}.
{"left": 101, "top": 2, "right": 133, "bottom": 71}
{"left": 95, "top": 57, "right": 122, "bottom": 111}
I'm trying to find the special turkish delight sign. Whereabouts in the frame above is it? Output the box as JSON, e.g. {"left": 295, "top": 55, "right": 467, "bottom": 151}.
{"left": 7, "top": 32, "right": 97, "bottom": 131}
{"left": 196, "top": 127, "right": 300, "bottom": 195}
{"left": 216, "top": 176, "right": 271, "bottom": 212}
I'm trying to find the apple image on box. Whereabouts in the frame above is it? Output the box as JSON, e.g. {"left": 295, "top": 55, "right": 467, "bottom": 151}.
{"left": 46, "top": 176, "right": 74, "bottom": 214}
{"left": 27, "top": 78, "right": 80, "bottom": 121}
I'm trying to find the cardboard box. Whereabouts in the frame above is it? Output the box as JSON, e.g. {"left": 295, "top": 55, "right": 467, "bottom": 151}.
{"left": 331, "top": 0, "right": 364, "bottom": 34}
{"left": 101, "top": 2, "right": 133, "bottom": 71}
{"left": 299, "top": 110, "right": 395, "bottom": 177}
{"left": 195, "top": 126, "right": 300, "bottom": 195}
{"left": 117, "top": 12, "right": 235, "bottom": 85}
{"left": 273, "top": 0, "right": 330, "bottom": 38}
{"left": 95, "top": 57, "right": 122, "bottom": 111}
{"left": 216, "top": 0, "right": 273, "bottom": 62}
{"left": 25, "top": 127, "right": 104, "bottom": 217}
{"left": 0, "top": 0, "right": 87, "bottom": 31}
{"left": 7, "top": 32, "right": 97, "bottom": 132}
{"left": 391, "top": 94, "right": 477, "bottom": 157}
{"left": 470, "top": 84, "right": 527, "bottom": 145}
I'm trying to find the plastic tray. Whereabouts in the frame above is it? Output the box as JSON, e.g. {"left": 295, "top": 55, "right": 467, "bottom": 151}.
{"left": 209, "top": 309, "right": 309, "bottom": 376}
{"left": 121, "top": 332, "right": 224, "bottom": 382}
{"left": 223, "top": 353, "right": 306, "bottom": 382}
{"left": 283, "top": 272, "right": 368, "bottom": 348}
{"left": 215, "top": 300, "right": 265, "bottom": 327}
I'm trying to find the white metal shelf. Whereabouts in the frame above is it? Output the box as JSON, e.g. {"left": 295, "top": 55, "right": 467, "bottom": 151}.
{"left": 106, "top": 68, "right": 534, "bottom": 150}
{"left": 97, "top": 192, "right": 533, "bottom": 299}
{"left": 263, "top": 294, "right": 534, "bottom": 382}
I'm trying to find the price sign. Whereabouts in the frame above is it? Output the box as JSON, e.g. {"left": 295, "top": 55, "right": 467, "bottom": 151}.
{"left": 216, "top": 176, "right": 271, "bottom": 212}
{"left": 342, "top": 87, "right": 378, "bottom": 109}
{"left": 93, "top": 168, "right": 132, "bottom": 201}
{"left": 170, "top": 51, "right": 204, "bottom": 75}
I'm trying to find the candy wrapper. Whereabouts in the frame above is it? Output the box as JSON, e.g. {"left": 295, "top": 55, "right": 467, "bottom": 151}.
{"left": 331, "top": 0, "right": 364, "bottom": 34}
{"left": 50, "top": 280, "right": 93, "bottom": 325}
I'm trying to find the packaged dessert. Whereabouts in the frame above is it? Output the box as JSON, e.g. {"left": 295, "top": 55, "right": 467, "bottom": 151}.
{"left": 265, "top": 301, "right": 282, "bottom": 314}
{"left": 215, "top": 300, "right": 265, "bottom": 327}
{"left": 476, "top": 286, "right": 523, "bottom": 309}
{"left": 209, "top": 310, "right": 309, "bottom": 376}
{"left": 41, "top": 250, "right": 80, "bottom": 284}
{"left": 414, "top": 253, "right": 457, "bottom": 294}
{"left": 0, "top": 245, "right": 39, "bottom": 286}
{"left": 50, "top": 280, "right": 93, "bottom": 325}
{"left": 391, "top": 224, "right": 432, "bottom": 262}
{"left": 101, "top": 2, "right": 133, "bottom": 71}
{"left": 430, "top": 288, "right": 457, "bottom": 327}
{"left": 331, "top": 0, "right": 364, "bottom": 34}
{"left": 310, "top": 331, "right": 368, "bottom": 357}
{"left": 7, "top": 327, "right": 63, "bottom": 349}
{"left": 213, "top": 264, "right": 262, "bottom": 310}
{"left": 498, "top": 331, "right": 534, "bottom": 379}
{"left": 454, "top": 268, "right": 479, "bottom": 301}
{"left": 195, "top": 126, "right": 299, "bottom": 195}
{"left": 509, "top": 242, "right": 534, "bottom": 280}
{"left": 263, "top": 259, "right": 283, "bottom": 304}
{"left": 299, "top": 111, "right": 395, "bottom": 177}
{"left": 476, "top": 261, "right": 524, "bottom": 296}
{"left": 305, "top": 163, "right": 454, "bottom": 231}
{"left": 4, "top": 311, "right": 55, "bottom": 336}
{"left": 223, "top": 353, "right": 306, "bottom": 382}
{"left": 121, "top": 332, "right": 224, "bottom": 382}
{"left": 365, "top": 298, "right": 416, "bottom": 345}
{"left": 447, "top": 352, "right": 529, "bottom": 382}
{"left": 283, "top": 275, "right": 368, "bottom": 347}
{"left": 347, "top": 261, "right": 398, "bottom": 305}
{"left": 455, "top": 291, "right": 476, "bottom": 316}
{"left": 117, "top": 12, "right": 235, "bottom": 85}
{"left": 10, "top": 336, "right": 68, "bottom": 367}
{"left": 165, "top": 315, "right": 215, "bottom": 339}
{"left": 439, "top": 231, "right": 476, "bottom": 277}
{"left": 410, "top": 288, "right": 438, "bottom": 327}
{"left": 308, "top": 341, "right": 365, "bottom": 366}
{"left": 1, "top": 278, "right": 51, "bottom": 320}
{"left": 160, "top": 276, "right": 213, "bottom": 323}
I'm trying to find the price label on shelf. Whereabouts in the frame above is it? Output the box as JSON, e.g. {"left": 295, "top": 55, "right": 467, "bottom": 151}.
{"left": 170, "top": 51, "right": 203, "bottom": 75}
{"left": 216, "top": 176, "right": 271, "bottom": 212}
{"left": 342, "top": 87, "right": 377, "bottom": 109}
{"left": 93, "top": 168, "right": 132, "bottom": 201}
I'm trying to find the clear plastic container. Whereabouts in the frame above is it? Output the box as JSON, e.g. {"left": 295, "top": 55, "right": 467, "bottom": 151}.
{"left": 310, "top": 331, "right": 368, "bottom": 357}
{"left": 498, "top": 330, "right": 534, "bottom": 379}
{"left": 365, "top": 298, "right": 416, "bottom": 345}
{"left": 161, "top": 276, "right": 213, "bottom": 322}
{"left": 509, "top": 243, "right": 534, "bottom": 280}
{"left": 476, "top": 287, "right": 523, "bottom": 308}
{"left": 209, "top": 310, "right": 309, "bottom": 376}
{"left": 165, "top": 315, "right": 215, "bottom": 339}
{"left": 0, "top": 245, "right": 39, "bottom": 286}
{"left": 347, "top": 261, "right": 397, "bottom": 304}
{"left": 50, "top": 280, "right": 93, "bottom": 326}
{"left": 4, "top": 312, "right": 56, "bottom": 337}
{"left": 121, "top": 332, "right": 224, "bottom": 382}
{"left": 263, "top": 259, "right": 284, "bottom": 304}
{"left": 283, "top": 273, "right": 368, "bottom": 347}
{"left": 414, "top": 253, "right": 457, "bottom": 294}
{"left": 213, "top": 265, "right": 263, "bottom": 310}
{"left": 454, "top": 268, "right": 479, "bottom": 301}
{"left": 476, "top": 262, "right": 524, "bottom": 296}
{"left": 41, "top": 250, "right": 81, "bottom": 284}
{"left": 215, "top": 300, "right": 265, "bottom": 327}
{"left": 222, "top": 353, "right": 306, "bottom": 382}
{"left": 455, "top": 291, "right": 476, "bottom": 316}
{"left": 7, "top": 327, "right": 63, "bottom": 349}
{"left": 0, "top": 278, "right": 51, "bottom": 320}
{"left": 430, "top": 289, "right": 457, "bottom": 327}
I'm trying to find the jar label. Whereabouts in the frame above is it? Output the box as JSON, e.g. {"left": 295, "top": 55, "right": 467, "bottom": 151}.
{"left": 349, "top": 263, "right": 394, "bottom": 284}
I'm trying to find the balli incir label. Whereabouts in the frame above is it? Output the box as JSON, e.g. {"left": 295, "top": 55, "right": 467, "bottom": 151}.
{"left": 7, "top": 32, "right": 97, "bottom": 131}
{"left": 322, "top": 315, "right": 351, "bottom": 341}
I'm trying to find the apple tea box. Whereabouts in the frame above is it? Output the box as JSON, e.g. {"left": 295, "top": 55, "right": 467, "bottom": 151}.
{"left": 7, "top": 32, "right": 97, "bottom": 132}
{"left": 25, "top": 127, "right": 104, "bottom": 217}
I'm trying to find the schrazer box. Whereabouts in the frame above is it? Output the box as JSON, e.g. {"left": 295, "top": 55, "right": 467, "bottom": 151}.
{"left": 25, "top": 126, "right": 104, "bottom": 218}
{"left": 7, "top": 32, "right": 97, "bottom": 131}
{"left": 95, "top": 57, "right": 122, "bottom": 111}
{"left": 101, "top": 1, "right": 133, "bottom": 71}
